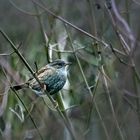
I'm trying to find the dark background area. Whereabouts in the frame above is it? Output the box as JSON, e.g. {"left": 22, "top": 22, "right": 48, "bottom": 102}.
{"left": 0, "top": 0, "right": 140, "bottom": 140}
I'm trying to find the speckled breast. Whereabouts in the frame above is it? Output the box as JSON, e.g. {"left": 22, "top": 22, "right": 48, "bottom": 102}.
{"left": 31, "top": 70, "right": 67, "bottom": 95}
{"left": 44, "top": 72, "right": 66, "bottom": 95}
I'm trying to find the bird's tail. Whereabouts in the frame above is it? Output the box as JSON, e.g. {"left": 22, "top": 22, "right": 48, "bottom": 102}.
{"left": 12, "top": 83, "right": 28, "bottom": 91}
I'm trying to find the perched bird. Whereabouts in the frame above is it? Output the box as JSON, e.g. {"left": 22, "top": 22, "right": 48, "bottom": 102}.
{"left": 12, "top": 59, "right": 71, "bottom": 95}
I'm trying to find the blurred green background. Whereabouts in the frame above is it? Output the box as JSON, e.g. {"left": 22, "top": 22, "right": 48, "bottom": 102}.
{"left": 0, "top": 0, "right": 140, "bottom": 140}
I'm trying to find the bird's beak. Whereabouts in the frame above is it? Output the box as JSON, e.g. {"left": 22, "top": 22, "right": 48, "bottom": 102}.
{"left": 65, "top": 62, "right": 72, "bottom": 66}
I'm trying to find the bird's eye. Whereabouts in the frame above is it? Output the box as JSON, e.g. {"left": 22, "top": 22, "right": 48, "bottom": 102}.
{"left": 57, "top": 62, "right": 65, "bottom": 67}
{"left": 58, "top": 63, "right": 63, "bottom": 66}
{"left": 50, "top": 60, "right": 66, "bottom": 68}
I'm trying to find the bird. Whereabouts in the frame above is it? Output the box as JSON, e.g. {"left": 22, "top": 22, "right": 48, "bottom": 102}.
{"left": 12, "top": 59, "right": 71, "bottom": 95}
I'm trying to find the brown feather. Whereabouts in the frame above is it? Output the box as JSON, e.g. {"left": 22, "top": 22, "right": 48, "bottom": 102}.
{"left": 28, "top": 66, "right": 56, "bottom": 89}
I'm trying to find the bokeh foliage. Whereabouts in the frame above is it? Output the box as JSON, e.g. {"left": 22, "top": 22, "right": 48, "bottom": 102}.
{"left": 0, "top": 0, "right": 140, "bottom": 140}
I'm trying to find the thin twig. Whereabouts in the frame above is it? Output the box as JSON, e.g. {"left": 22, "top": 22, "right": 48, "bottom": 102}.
{"left": 32, "top": 0, "right": 109, "bottom": 47}
{"left": 86, "top": 0, "right": 97, "bottom": 36}
{"left": 0, "top": 53, "right": 13, "bottom": 56}
{"left": 85, "top": 72, "right": 111, "bottom": 140}
{"left": 65, "top": 24, "right": 110, "bottom": 140}
{"left": 65, "top": 24, "right": 93, "bottom": 97}
{"left": 10, "top": 0, "right": 46, "bottom": 16}
{"left": 109, "top": 44, "right": 132, "bottom": 66}
{"left": 2, "top": 67, "right": 44, "bottom": 140}
{"left": 101, "top": 66, "right": 125, "bottom": 140}
{"left": 0, "top": 29, "right": 76, "bottom": 140}
{"left": 33, "top": 2, "right": 50, "bottom": 62}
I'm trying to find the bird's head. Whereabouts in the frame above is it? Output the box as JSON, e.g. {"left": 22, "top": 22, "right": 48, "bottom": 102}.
{"left": 48, "top": 59, "right": 71, "bottom": 69}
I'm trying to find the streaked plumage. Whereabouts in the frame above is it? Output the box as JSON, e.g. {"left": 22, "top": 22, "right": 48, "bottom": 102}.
{"left": 12, "top": 59, "right": 70, "bottom": 95}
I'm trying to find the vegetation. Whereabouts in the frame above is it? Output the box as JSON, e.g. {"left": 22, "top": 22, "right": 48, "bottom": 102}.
{"left": 0, "top": 0, "right": 140, "bottom": 140}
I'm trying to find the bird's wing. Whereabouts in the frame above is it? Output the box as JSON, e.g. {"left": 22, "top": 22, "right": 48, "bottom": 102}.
{"left": 37, "top": 67, "right": 55, "bottom": 79}
{"left": 27, "top": 66, "right": 56, "bottom": 88}
{"left": 37, "top": 65, "right": 48, "bottom": 75}
{"left": 27, "top": 65, "right": 49, "bottom": 82}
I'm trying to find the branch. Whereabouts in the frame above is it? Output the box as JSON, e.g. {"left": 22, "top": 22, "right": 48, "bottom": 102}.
{"left": 32, "top": 0, "right": 109, "bottom": 47}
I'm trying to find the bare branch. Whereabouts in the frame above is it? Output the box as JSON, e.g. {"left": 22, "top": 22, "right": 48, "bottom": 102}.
{"left": 10, "top": 0, "right": 45, "bottom": 16}
{"left": 32, "top": 0, "right": 109, "bottom": 47}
